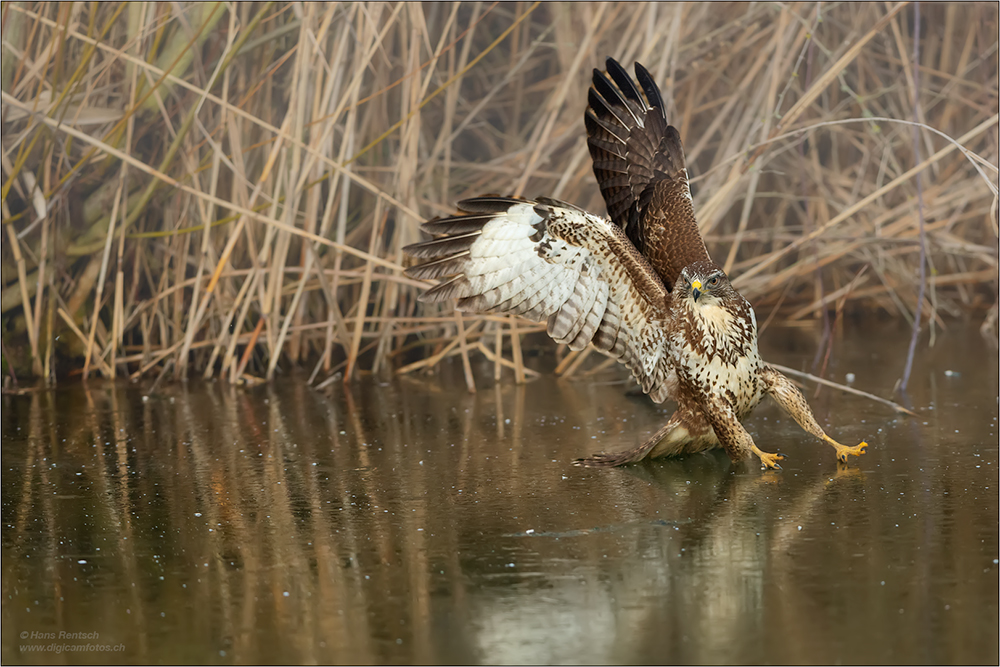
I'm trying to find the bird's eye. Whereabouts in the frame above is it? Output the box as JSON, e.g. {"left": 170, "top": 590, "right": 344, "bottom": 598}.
{"left": 707, "top": 276, "right": 719, "bottom": 287}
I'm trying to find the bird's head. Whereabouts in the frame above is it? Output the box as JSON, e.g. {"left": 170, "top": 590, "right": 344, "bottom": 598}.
{"left": 678, "top": 261, "right": 733, "bottom": 306}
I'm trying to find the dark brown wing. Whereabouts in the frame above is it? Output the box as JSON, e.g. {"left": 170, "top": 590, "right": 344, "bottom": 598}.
{"left": 404, "top": 197, "right": 674, "bottom": 402}
{"left": 585, "top": 57, "right": 711, "bottom": 291}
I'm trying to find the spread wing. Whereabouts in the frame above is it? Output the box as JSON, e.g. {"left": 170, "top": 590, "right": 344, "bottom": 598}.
{"left": 585, "top": 57, "right": 711, "bottom": 291}
{"left": 404, "top": 197, "right": 674, "bottom": 402}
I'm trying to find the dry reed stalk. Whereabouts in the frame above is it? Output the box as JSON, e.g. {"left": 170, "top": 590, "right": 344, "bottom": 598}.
{"left": 475, "top": 341, "right": 541, "bottom": 378}
{"left": 493, "top": 324, "right": 503, "bottom": 381}
{"left": 4, "top": 217, "right": 39, "bottom": 369}
{"left": 344, "top": 204, "right": 383, "bottom": 382}
{"left": 581, "top": 355, "right": 620, "bottom": 378}
{"left": 454, "top": 311, "right": 476, "bottom": 393}
{"left": 509, "top": 318, "right": 526, "bottom": 384}
{"left": 57, "top": 308, "right": 112, "bottom": 377}
{"left": 29, "top": 176, "right": 48, "bottom": 378}
{"left": 769, "top": 362, "right": 918, "bottom": 417}
{"left": 553, "top": 348, "right": 582, "bottom": 376}
{"left": 559, "top": 347, "right": 595, "bottom": 379}
{"left": 81, "top": 178, "right": 124, "bottom": 379}
{"left": 395, "top": 319, "right": 485, "bottom": 376}
{"left": 234, "top": 315, "right": 265, "bottom": 382}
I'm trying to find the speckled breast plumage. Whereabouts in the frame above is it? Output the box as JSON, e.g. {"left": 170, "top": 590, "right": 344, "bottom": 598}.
{"left": 668, "top": 290, "right": 764, "bottom": 420}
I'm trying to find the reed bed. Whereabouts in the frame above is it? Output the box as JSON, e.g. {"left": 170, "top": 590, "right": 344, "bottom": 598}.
{"left": 1, "top": 2, "right": 997, "bottom": 387}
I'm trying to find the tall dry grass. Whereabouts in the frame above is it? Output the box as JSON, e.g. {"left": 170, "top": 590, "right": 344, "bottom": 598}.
{"left": 1, "top": 2, "right": 997, "bottom": 387}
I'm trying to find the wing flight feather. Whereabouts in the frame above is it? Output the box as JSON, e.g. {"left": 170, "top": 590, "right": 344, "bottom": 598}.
{"left": 585, "top": 58, "right": 712, "bottom": 291}
{"left": 404, "top": 197, "right": 674, "bottom": 402}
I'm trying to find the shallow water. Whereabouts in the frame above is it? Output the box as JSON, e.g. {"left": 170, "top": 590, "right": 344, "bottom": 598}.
{"left": 2, "top": 321, "right": 998, "bottom": 664}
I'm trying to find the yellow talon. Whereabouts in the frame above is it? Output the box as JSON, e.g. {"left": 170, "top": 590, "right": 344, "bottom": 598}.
{"left": 757, "top": 451, "right": 785, "bottom": 470}
{"left": 825, "top": 437, "right": 868, "bottom": 463}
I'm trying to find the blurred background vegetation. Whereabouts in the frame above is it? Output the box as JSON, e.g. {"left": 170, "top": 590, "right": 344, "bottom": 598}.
{"left": 1, "top": 1, "right": 997, "bottom": 387}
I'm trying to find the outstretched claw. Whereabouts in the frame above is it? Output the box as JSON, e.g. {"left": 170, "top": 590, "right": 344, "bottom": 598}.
{"left": 753, "top": 448, "right": 785, "bottom": 470}
{"left": 761, "top": 367, "right": 871, "bottom": 467}
{"left": 825, "top": 436, "right": 868, "bottom": 463}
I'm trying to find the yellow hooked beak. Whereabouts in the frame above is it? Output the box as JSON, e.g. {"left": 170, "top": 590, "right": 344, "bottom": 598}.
{"left": 691, "top": 279, "right": 702, "bottom": 301}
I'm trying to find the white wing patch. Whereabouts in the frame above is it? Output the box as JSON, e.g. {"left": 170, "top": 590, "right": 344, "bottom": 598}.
{"left": 405, "top": 198, "right": 673, "bottom": 401}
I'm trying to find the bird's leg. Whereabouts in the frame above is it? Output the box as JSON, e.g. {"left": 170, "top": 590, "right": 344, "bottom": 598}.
{"left": 761, "top": 366, "right": 867, "bottom": 463}
{"left": 728, "top": 418, "right": 785, "bottom": 469}
{"left": 573, "top": 415, "right": 681, "bottom": 467}
{"left": 704, "top": 396, "right": 785, "bottom": 469}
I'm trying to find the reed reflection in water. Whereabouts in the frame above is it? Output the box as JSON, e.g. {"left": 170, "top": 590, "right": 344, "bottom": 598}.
{"left": 2, "top": 324, "right": 998, "bottom": 664}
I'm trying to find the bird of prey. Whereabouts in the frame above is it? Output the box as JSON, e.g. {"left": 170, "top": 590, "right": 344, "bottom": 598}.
{"left": 403, "top": 57, "right": 868, "bottom": 470}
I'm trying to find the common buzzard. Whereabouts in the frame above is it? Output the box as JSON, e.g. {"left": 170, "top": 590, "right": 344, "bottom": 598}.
{"left": 403, "top": 57, "right": 868, "bottom": 470}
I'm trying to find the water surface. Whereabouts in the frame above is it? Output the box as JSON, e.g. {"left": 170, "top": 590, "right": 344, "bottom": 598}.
{"left": 2, "top": 321, "right": 997, "bottom": 664}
